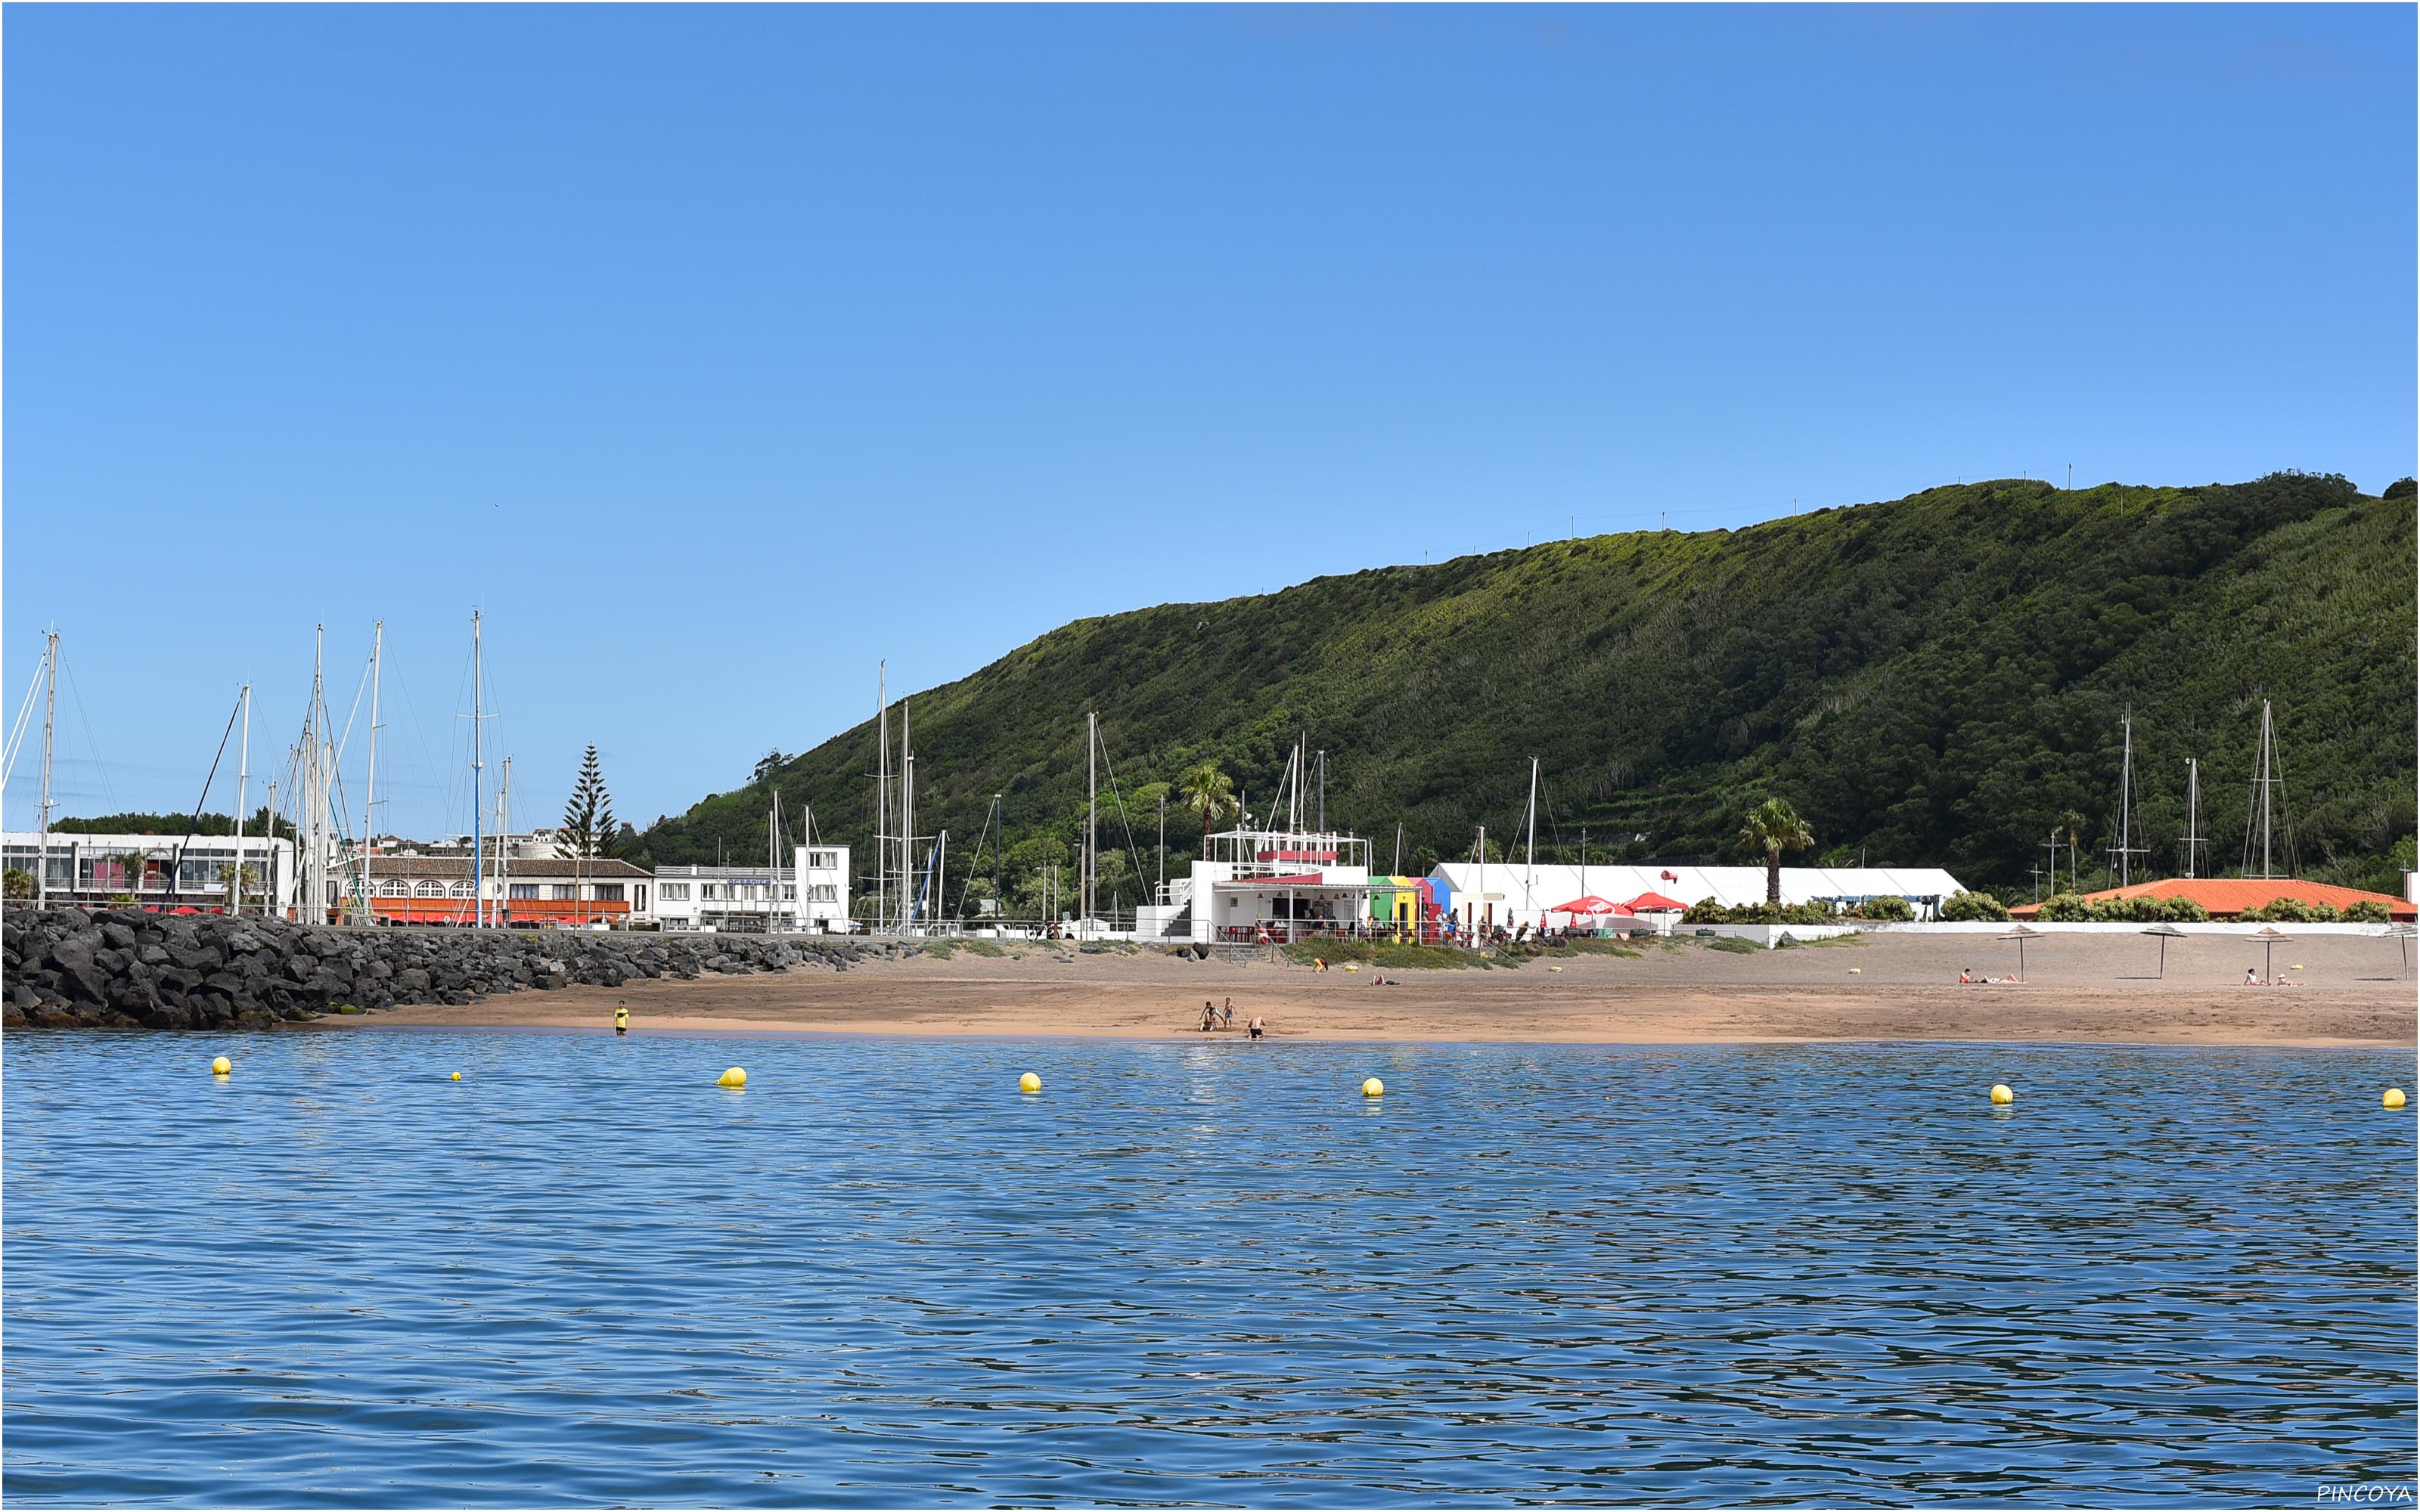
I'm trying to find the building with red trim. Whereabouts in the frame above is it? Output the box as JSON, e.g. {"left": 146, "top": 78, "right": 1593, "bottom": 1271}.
{"left": 337, "top": 856, "right": 655, "bottom": 926}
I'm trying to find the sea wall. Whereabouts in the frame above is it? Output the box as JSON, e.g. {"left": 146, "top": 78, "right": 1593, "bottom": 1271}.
{"left": 2, "top": 906, "right": 870, "bottom": 1031}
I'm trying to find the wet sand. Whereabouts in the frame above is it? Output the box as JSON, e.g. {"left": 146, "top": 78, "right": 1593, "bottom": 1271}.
{"left": 330, "top": 929, "right": 2417, "bottom": 1046}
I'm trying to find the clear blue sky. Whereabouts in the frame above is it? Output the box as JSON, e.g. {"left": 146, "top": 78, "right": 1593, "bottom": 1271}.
{"left": 6, "top": 5, "right": 2412, "bottom": 840}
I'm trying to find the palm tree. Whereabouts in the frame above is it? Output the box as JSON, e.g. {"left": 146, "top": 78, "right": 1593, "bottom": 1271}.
{"left": 1737, "top": 798, "right": 1814, "bottom": 904}
{"left": 1176, "top": 761, "right": 1237, "bottom": 854}
{"left": 2058, "top": 810, "right": 2087, "bottom": 894}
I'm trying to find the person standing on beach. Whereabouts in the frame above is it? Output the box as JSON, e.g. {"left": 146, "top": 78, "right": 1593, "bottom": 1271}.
{"left": 1221, "top": 999, "right": 1234, "bottom": 1029}
{"left": 614, "top": 1005, "right": 629, "bottom": 1036}
{"left": 1249, "top": 1015, "right": 1265, "bottom": 1040}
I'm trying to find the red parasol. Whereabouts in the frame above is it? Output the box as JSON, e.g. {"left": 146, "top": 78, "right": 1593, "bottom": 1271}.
{"left": 1551, "top": 895, "right": 1629, "bottom": 917}
{"left": 1624, "top": 891, "right": 1688, "bottom": 912}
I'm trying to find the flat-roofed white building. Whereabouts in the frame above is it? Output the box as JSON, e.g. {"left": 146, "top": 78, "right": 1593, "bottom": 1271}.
{"left": 3, "top": 830, "right": 297, "bottom": 914}
{"left": 1423, "top": 861, "right": 1971, "bottom": 931}
{"left": 652, "top": 845, "right": 852, "bottom": 934}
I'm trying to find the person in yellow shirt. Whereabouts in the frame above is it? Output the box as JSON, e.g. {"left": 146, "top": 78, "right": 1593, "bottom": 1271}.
{"left": 614, "top": 1005, "right": 629, "bottom": 1036}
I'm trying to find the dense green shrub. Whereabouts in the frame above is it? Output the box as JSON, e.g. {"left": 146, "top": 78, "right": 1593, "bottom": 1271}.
{"left": 1683, "top": 899, "right": 1838, "bottom": 925}
{"left": 2344, "top": 899, "right": 2394, "bottom": 922}
{"left": 2034, "top": 893, "right": 2093, "bottom": 922}
{"left": 1851, "top": 894, "right": 1914, "bottom": 922}
{"left": 2242, "top": 897, "right": 2342, "bottom": 923}
{"left": 1704, "top": 935, "right": 1759, "bottom": 953}
{"left": 1941, "top": 890, "right": 2011, "bottom": 922}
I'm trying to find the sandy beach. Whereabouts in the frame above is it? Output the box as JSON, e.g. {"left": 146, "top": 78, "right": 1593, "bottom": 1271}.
{"left": 330, "top": 929, "right": 2416, "bottom": 1046}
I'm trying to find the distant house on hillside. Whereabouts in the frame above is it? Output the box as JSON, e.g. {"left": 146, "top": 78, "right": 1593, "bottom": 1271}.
{"left": 2009, "top": 878, "right": 2415, "bottom": 922}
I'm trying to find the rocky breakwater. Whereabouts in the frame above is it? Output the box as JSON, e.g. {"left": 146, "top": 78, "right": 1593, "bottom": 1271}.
{"left": 2, "top": 906, "right": 871, "bottom": 1030}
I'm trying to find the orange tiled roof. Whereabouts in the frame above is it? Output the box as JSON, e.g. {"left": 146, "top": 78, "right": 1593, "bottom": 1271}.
{"left": 2012, "top": 877, "right": 2414, "bottom": 920}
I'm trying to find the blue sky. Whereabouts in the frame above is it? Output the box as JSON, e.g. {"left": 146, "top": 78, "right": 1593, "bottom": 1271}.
{"left": 5, "top": 4, "right": 2412, "bottom": 839}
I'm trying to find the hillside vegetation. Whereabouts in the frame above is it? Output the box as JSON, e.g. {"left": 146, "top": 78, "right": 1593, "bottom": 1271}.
{"left": 637, "top": 474, "right": 2416, "bottom": 906}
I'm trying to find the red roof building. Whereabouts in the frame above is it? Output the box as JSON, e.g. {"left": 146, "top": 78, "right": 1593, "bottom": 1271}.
{"left": 2009, "top": 877, "right": 2414, "bottom": 922}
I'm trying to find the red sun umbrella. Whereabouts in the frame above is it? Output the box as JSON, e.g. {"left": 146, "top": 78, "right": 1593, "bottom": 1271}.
{"left": 1624, "top": 891, "right": 1688, "bottom": 912}
{"left": 1551, "top": 895, "right": 1627, "bottom": 916}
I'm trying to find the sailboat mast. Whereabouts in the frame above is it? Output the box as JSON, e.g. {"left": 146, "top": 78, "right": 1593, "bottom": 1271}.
{"left": 471, "top": 611, "right": 484, "bottom": 926}
{"left": 2183, "top": 758, "right": 2201, "bottom": 879}
{"left": 498, "top": 755, "right": 512, "bottom": 928}
{"left": 37, "top": 628, "right": 57, "bottom": 909}
{"left": 901, "top": 699, "right": 914, "bottom": 931}
{"left": 307, "top": 624, "right": 326, "bottom": 924}
{"left": 1084, "top": 712, "right": 1098, "bottom": 934}
{"left": 1525, "top": 756, "right": 1538, "bottom": 908}
{"left": 232, "top": 683, "right": 250, "bottom": 916}
{"left": 362, "top": 621, "right": 382, "bottom": 923}
{"left": 876, "top": 664, "right": 889, "bottom": 934}
{"left": 2245, "top": 696, "right": 2265, "bottom": 880}
{"left": 2118, "top": 714, "right": 2132, "bottom": 888}
{"left": 770, "top": 789, "right": 780, "bottom": 934}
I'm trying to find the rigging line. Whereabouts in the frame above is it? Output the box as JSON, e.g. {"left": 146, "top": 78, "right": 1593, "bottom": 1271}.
{"left": 2, "top": 658, "right": 47, "bottom": 787}
{"left": 333, "top": 641, "right": 376, "bottom": 764}
{"left": 55, "top": 651, "right": 121, "bottom": 813}
{"left": 1092, "top": 733, "right": 1151, "bottom": 899}
{"left": 165, "top": 691, "right": 246, "bottom": 905}
{"left": 388, "top": 665, "right": 448, "bottom": 844}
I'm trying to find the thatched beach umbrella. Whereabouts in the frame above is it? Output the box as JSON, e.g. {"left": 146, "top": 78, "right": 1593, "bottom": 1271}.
{"left": 2248, "top": 925, "right": 2291, "bottom": 983}
{"left": 2391, "top": 924, "right": 2416, "bottom": 981}
{"left": 2142, "top": 922, "right": 2186, "bottom": 979}
{"left": 1999, "top": 923, "right": 2043, "bottom": 982}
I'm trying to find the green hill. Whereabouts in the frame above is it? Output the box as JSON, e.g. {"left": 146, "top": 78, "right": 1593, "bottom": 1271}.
{"left": 636, "top": 472, "right": 2417, "bottom": 909}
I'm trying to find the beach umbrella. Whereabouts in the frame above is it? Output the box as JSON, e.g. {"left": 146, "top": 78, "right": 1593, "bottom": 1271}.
{"left": 2391, "top": 924, "right": 2416, "bottom": 981}
{"left": 1551, "top": 895, "right": 1624, "bottom": 917}
{"left": 1998, "top": 923, "right": 2043, "bottom": 982}
{"left": 2248, "top": 925, "right": 2291, "bottom": 983}
{"left": 2142, "top": 922, "right": 2185, "bottom": 978}
{"left": 1624, "top": 891, "right": 1689, "bottom": 912}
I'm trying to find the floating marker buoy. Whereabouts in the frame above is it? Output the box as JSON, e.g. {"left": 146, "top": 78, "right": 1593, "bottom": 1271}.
{"left": 1362, "top": 1077, "right": 1385, "bottom": 1098}
{"left": 2386, "top": 1088, "right": 2406, "bottom": 1111}
{"left": 451, "top": 1071, "right": 462, "bottom": 1081}
{"left": 717, "top": 1067, "right": 747, "bottom": 1089}
{"left": 1019, "top": 1072, "right": 1041, "bottom": 1094}
{"left": 1989, "top": 1083, "right": 2014, "bottom": 1105}
{"left": 210, "top": 1055, "right": 231, "bottom": 1077}
{"left": 1547, "top": 965, "right": 1563, "bottom": 972}
{"left": 1848, "top": 968, "right": 1862, "bottom": 974}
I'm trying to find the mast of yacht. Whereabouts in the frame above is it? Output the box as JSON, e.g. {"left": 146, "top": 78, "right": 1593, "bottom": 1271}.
{"left": 231, "top": 683, "right": 251, "bottom": 916}
{"left": 2183, "top": 758, "right": 2203, "bottom": 878}
{"left": 358, "top": 621, "right": 382, "bottom": 924}
{"left": 2244, "top": 698, "right": 2281, "bottom": 880}
{"left": 901, "top": 699, "right": 914, "bottom": 931}
{"left": 2107, "top": 711, "right": 2145, "bottom": 888}
{"left": 770, "top": 788, "right": 781, "bottom": 934}
{"left": 265, "top": 777, "right": 279, "bottom": 917}
{"left": 876, "top": 664, "right": 889, "bottom": 934}
{"left": 497, "top": 755, "right": 512, "bottom": 928}
{"left": 1525, "top": 756, "right": 1539, "bottom": 916}
{"left": 36, "top": 628, "right": 57, "bottom": 909}
{"left": 1317, "top": 748, "right": 1326, "bottom": 834}
{"left": 1084, "top": 711, "right": 1098, "bottom": 936}
{"left": 470, "top": 611, "right": 485, "bottom": 927}
{"left": 302, "top": 624, "right": 327, "bottom": 925}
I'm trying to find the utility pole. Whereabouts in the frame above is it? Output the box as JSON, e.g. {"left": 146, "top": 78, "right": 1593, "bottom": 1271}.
{"left": 36, "top": 628, "right": 57, "bottom": 909}
{"left": 2029, "top": 865, "right": 2046, "bottom": 904}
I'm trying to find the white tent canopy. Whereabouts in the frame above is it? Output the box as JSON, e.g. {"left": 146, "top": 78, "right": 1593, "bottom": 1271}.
{"left": 1425, "top": 862, "right": 1969, "bottom": 928}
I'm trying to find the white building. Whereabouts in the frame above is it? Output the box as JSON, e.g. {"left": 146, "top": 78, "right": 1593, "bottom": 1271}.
{"left": 652, "top": 845, "right": 852, "bottom": 934}
{"left": 1423, "top": 860, "right": 1972, "bottom": 931}
{"left": 1134, "top": 823, "right": 1423, "bottom": 947}
{"left": 3, "top": 830, "right": 298, "bottom": 914}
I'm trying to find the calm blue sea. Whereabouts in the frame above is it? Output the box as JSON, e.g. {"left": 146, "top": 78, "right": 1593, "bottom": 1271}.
{"left": 5, "top": 1031, "right": 2413, "bottom": 1507}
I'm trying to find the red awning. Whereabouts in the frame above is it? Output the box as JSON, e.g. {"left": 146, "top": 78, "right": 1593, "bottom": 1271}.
{"left": 1551, "top": 895, "right": 1628, "bottom": 916}
{"left": 1624, "top": 891, "right": 1688, "bottom": 912}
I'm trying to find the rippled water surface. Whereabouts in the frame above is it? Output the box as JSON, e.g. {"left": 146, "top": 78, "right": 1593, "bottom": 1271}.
{"left": 5, "top": 1031, "right": 2413, "bottom": 1506}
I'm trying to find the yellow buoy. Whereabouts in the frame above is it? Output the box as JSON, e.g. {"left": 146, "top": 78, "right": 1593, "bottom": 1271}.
{"left": 1019, "top": 1072, "right": 1041, "bottom": 1094}
{"left": 451, "top": 1071, "right": 463, "bottom": 1081}
{"left": 1362, "top": 1077, "right": 1385, "bottom": 1098}
{"left": 1989, "top": 1083, "right": 2014, "bottom": 1105}
{"left": 717, "top": 1066, "right": 747, "bottom": 1089}
{"left": 2386, "top": 1087, "right": 2406, "bottom": 1111}
{"left": 209, "top": 1055, "right": 231, "bottom": 1077}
